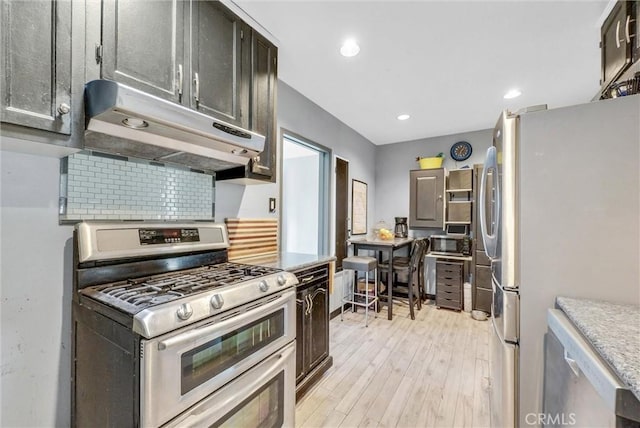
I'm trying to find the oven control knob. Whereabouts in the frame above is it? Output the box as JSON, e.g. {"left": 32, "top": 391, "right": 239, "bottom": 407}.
{"left": 277, "top": 274, "right": 287, "bottom": 286}
{"left": 210, "top": 294, "right": 224, "bottom": 310}
{"left": 176, "top": 303, "right": 193, "bottom": 320}
{"left": 258, "top": 280, "right": 269, "bottom": 292}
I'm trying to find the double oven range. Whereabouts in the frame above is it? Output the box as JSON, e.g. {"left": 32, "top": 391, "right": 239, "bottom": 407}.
{"left": 72, "top": 222, "right": 298, "bottom": 427}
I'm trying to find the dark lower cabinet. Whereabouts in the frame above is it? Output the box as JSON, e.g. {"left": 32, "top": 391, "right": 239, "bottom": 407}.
{"left": 291, "top": 263, "right": 333, "bottom": 400}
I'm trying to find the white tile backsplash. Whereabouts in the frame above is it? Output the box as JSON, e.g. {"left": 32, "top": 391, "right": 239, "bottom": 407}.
{"left": 62, "top": 152, "right": 214, "bottom": 221}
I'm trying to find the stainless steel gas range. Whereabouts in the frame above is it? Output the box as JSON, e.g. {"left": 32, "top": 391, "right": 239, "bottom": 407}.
{"left": 72, "top": 222, "right": 298, "bottom": 427}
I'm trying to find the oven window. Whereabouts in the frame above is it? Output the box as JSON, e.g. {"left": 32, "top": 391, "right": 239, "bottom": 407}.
{"left": 211, "top": 372, "right": 284, "bottom": 428}
{"left": 181, "top": 309, "right": 285, "bottom": 395}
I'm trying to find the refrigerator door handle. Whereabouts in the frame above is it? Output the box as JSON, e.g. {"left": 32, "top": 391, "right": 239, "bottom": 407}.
{"left": 480, "top": 146, "right": 500, "bottom": 259}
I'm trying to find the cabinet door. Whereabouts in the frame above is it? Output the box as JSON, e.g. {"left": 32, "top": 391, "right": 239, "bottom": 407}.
{"left": 409, "top": 169, "right": 445, "bottom": 228}
{"left": 1, "top": 0, "right": 72, "bottom": 134}
{"left": 474, "top": 264, "right": 492, "bottom": 313}
{"left": 295, "top": 289, "right": 306, "bottom": 383}
{"left": 101, "top": 0, "right": 185, "bottom": 103}
{"left": 601, "top": 1, "right": 633, "bottom": 87}
{"left": 249, "top": 32, "right": 278, "bottom": 180}
{"left": 306, "top": 285, "right": 329, "bottom": 372}
{"left": 191, "top": 0, "right": 249, "bottom": 127}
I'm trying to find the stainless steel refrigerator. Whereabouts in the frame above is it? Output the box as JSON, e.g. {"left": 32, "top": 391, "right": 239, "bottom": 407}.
{"left": 479, "top": 94, "right": 640, "bottom": 428}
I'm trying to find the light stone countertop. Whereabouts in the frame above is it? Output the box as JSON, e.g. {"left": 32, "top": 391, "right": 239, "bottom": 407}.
{"left": 556, "top": 296, "right": 640, "bottom": 401}
{"left": 234, "top": 252, "right": 335, "bottom": 272}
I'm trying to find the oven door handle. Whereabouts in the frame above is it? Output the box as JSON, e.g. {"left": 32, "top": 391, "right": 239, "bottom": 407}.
{"left": 157, "top": 290, "right": 294, "bottom": 351}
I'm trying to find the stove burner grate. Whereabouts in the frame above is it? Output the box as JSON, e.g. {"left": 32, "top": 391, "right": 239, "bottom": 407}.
{"left": 81, "top": 262, "right": 281, "bottom": 313}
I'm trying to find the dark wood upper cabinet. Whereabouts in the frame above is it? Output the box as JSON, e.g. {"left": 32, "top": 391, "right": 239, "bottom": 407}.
{"left": 97, "top": 0, "right": 279, "bottom": 182}
{"left": 191, "top": 1, "right": 250, "bottom": 128}
{"left": 1, "top": 0, "right": 73, "bottom": 135}
{"left": 216, "top": 31, "right": 278, "bottom": 183}
{"left": 101, "top": 0, "right": 185, "bottom": 103}
{"left": 409, "top": 168, "right": 445, "bottom": 229}
{"left": 250, "top": 31, "right": 278, "bottom": 179}
{"left": 100, "top": 0, "right": 275, "bottom": 140}
{"left": 600, "top": 1, "right": 637, "bottom": 90}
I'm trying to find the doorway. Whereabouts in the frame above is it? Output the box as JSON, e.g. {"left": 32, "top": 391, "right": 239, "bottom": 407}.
{"left": 334, "top": 157, "right": 349, "bottom": 271}
{"left": 281, "top": 132, "right": 330, "bottom": 255}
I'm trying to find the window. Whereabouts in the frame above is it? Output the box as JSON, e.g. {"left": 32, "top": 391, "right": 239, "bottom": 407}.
{"left": 281, "top": 133, "right": 330, "bottom": 255}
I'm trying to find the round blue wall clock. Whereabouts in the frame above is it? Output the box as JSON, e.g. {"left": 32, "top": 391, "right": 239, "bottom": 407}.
{"left": 450, "top": 141, "right": 472, "bottom": 161}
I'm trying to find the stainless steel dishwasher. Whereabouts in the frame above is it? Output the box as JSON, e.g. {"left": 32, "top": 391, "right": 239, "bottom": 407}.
{"left": 543, "top": 309, "right": 640, "bottom": 427}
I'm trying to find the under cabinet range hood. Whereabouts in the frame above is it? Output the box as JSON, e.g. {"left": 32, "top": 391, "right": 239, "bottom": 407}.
{"left": 83, "top": 80, "right": 265, "bottom": 172}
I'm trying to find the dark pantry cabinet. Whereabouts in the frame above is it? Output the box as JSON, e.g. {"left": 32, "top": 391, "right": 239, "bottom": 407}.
{"left": 292, "top": 263, "right": 332, "bottom": 400}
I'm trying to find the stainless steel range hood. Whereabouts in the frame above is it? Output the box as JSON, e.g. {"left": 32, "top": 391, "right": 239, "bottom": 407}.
{"left": 84, "top": 80, "right": 264, "bottom": 172}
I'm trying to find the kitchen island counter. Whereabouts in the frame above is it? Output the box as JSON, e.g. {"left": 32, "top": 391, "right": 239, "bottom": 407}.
{"left": 556, "top": 296, "right": 640, "bottom": 401}
{"left": 235, "top": 252, "right": 335, "bottom": 272}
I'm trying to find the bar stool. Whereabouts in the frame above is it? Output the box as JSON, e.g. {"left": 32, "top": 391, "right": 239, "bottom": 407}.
{"left": 341, "top": 256, "right": 378, "bottom": 327}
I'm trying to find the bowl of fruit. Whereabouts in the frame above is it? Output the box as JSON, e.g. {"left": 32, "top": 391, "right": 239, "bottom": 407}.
{"left": 373, "top": 220, "right": 394, "bottom": 240}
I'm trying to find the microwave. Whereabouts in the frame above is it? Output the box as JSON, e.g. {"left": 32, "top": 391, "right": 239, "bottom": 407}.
{"left": 430, "top": 235, "right": 471, "bottom": 256}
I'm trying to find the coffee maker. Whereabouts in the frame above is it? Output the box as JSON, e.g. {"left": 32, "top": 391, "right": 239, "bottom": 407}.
{"left": 394, "top": 217, "right": 408, "bottom": 238}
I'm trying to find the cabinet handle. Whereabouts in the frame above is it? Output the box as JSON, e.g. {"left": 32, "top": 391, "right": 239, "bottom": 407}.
{"left": 301, "top": 275, "right": 315, "bottom": 283}
{"left": 57, "top": 103, "right": 70, "bottom": 115}
{"left": 194, "top": 72, "right": 200, "bottom": 107}
{"left": 305, "top": 295, "right": 313, "bottom": 316}
{"left": 563, "top": 349, "right": 580, "bottom": 377}
{"left": 625, "top": 15, "right": 631, "bottom": 44}
{"left": 177, "top": 64, "right": 183, "bottom": 102}
{"left": 616, "top": 20, "right": 621, "bottom": 48}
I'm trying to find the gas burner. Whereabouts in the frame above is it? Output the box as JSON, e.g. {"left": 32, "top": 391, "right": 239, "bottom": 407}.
{"left": 81, "top": 261, "right": 282, "bottom": 314}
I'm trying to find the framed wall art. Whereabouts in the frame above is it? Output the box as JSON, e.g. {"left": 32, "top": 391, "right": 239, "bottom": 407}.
{"left": 351, "top": 179, "right": 367, "bottom": 235}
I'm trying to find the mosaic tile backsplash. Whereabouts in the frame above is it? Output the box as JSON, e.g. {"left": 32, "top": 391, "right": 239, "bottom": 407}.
{"left": 61, "top": 152, "right": 214, "bottom": 221}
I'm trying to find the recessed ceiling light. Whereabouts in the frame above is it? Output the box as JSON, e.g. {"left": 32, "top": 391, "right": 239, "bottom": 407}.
{"left": 397, "top": 114, "right": 410, "bottom": 121}
{"left": 340, "top": 39, "right": 360, "bottom": 57}
{"left": 504, "top": 89, "right": 522, "bottom": 99}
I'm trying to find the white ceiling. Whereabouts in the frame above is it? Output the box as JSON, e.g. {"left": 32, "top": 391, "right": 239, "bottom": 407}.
{"left": 234, "top": 0, "right": 609, "bottom": 145}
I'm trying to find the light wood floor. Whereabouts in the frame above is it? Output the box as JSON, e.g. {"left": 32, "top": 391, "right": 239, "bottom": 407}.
{"left": 295, "top": 300, "right": 491, "bottom": 428}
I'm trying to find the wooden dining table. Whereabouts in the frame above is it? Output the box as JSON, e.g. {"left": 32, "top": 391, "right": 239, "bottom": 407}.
{"left": 348, "top": 236, "right": 414, "bottom": 320}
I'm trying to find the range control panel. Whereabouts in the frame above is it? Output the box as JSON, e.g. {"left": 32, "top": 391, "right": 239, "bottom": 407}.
{"left": 139, "top": 228, "right": 200, "bottom": 245}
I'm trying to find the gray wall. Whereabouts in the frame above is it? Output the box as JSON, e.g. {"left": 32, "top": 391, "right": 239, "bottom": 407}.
{"left": 216, "top": 80, "right": 377, "bottom": 230}
{"left": 374, "top": 129, "right": 493, "bottom": 235}
{"left": 1, "top": 151, "right": 74, "bottom": 427}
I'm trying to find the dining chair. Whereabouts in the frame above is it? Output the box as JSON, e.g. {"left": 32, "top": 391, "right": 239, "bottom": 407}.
{"left": 380, "top": 238, "right": 428, "bottom": 320}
